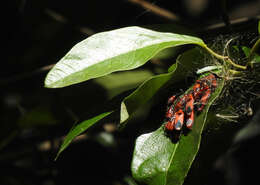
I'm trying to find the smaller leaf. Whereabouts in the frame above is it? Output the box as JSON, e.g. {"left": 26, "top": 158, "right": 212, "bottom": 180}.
{"left": 242, "top": 46, "right": 260, "bottom": 64}
{"left": 120, "top": 69, "right": 177, "bottom": 125}
{"left": 120, "top": 47, "right": 204, "bottom": 126}
{"left": 55, "top": 111, "right": 113, "bottom": 160}
{"left": 241, "top": 46, "right": 250, "bottom": 57}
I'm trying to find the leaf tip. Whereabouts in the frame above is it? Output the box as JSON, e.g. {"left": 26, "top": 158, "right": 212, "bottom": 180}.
{"left": 54, "top": 154, "right": 59, "bottom": 161}
{"left": 44, "top": 76, "right": 63, "bottom": 88}
{"left": 44, "top": 74, "right": 56, "bottom": 88}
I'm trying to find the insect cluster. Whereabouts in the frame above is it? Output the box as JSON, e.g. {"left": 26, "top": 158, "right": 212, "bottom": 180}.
{"left": 165, "top": 73, "right": 218, "bottom": 132}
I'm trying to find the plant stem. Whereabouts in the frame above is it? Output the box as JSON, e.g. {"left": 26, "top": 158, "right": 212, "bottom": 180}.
{"left": 225, "top": 58, "right": 247, "bottom": 70}
{"left": 229, "top": 69, "right": 242, "bottom": 76}
{"left": 249, "top": 38, "right": 260, "bottom": 58}
{"left": 203, "top": 45, "right": 247, "bottom": 70}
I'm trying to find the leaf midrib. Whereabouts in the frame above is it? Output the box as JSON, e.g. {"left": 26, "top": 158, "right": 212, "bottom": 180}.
{"left": 164, "top": 142, "right": 179, "bottom": 185}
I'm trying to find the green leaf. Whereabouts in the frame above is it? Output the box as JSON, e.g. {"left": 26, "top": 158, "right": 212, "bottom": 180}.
{"left": 45, "top": 26, "right": 205, "bottom": 88}
{"left": 120, "top": 70, "right": 177, "bottom": 125}
{"left": 131, "top": 77, "right": 225, "bottom": 185}
{"left": 242, "top": 46, "right": 260, "bottom": 63}
{"left": 253, "top": 55, "right": 260, "bottom": 63}
{"left": 120, "top": 47, "right": 204, "bottom": 125}
{"left": 55, "top": 111, "right": 112, "bottom": 160}
{"left": 241, "top": 46, "right": 250, "bottom": 57}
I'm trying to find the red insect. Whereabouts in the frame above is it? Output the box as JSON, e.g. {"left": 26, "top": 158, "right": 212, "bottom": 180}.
{"left": 165, "top": 95, "right": 176, "bottom": 120}
{"left": 167, "top": 95, "right": 176, "bottom": 105}
{"left": 165, "top": 109, "right": 185, "bottom": 131}
{"left": 196, "top": 74, "right": 217, "bottom": 112}
{"left": 197, "top": 88, "right": 211, "bottom": 111}
{"left": 165, "top": 73, "right": 217, "bottom": 132}
{"left": 185, "top": 94, "right": 195, "bottom": 129}
{"left": 173, "top": 109, "right": 185, "bottom": 130}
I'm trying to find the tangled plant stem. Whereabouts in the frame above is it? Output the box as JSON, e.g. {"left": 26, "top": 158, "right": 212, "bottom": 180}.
{"left": 203, "top": 45, "right": 247, "bottom": 70}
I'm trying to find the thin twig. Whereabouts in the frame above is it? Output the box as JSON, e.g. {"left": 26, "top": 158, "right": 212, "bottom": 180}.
{"left": 203, "top": 45, "right": 247, "bottom": 70}
{"left": 127, "top": 0, "right": 179, "bottom": 21}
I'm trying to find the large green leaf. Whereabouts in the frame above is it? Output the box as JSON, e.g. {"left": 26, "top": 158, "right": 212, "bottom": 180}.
{"left": 45, "top": 26, "right": 205, "bottom": 88}
{"left": 120, "top": 47, "right": 204, "bottom": 125}
{"left": 131, "top": 77, "right": 225, "bottom": 185}
{"left": 55, "top": 111, "right": 112, "bottom": 160}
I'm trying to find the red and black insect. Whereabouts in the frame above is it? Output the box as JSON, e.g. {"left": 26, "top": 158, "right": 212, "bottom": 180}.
{"left": 165, "top": 73, "right": 217, "bottom": 132}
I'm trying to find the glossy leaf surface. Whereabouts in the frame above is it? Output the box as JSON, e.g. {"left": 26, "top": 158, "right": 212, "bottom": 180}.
{"left": 131, "top": 77, "right": 224, "bottom": 185}
{"left": 45, "top": 26, "right": 205, "bottom": 88}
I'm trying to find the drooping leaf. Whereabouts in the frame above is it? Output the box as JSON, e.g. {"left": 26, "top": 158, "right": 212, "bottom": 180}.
{"left": 131, "top": 76, "right": 225, "bottom": 185}
{"left": 120, "top": 70, "right": 177, "bottom": 126}
{"left": 55, "top": 111, "right": 112, "bottom": 160}
{"left": 45, "top": 26, "right": 205, "bottom": 88}
{"left": 120, "top": 47, "right": 204, "bottom": 125}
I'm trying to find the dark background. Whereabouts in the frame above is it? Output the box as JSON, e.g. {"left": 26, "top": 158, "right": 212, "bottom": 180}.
{"left": 2, "top": 0, "right": 260, "bottom": 185}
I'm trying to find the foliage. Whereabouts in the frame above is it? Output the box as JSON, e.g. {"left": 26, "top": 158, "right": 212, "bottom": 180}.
{"left": 42, "top": 23, "right": 260, "bottom": 185}
{"left": 45, "top": 27, "right": 205, "bottom": 88}
{"left": 3, "top": 1, "right": 260, "bottom": 185}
